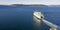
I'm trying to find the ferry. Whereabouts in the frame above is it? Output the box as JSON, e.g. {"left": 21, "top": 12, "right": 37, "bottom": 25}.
{"left": 33, "top": 10, "right": 44, "bottom": 20}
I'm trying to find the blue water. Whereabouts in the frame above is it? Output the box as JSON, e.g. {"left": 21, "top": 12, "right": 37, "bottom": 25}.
{"left": 0, "top": 5, "right": 60, "bottom": 30}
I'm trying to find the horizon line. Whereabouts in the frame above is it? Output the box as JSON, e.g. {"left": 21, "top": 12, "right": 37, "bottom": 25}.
{"left": 0, "top": 4, "right": 60, "bottom": 5}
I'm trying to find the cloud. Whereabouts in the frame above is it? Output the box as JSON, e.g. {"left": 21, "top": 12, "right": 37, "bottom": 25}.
{"left": 0, "top": 2, "right": 20, "bottom": 5}
{"left": 0, "top": 1, "right": 44, "bottom": 5}
{"left": 0, "top": 0, "right": 60, "bottom": 5}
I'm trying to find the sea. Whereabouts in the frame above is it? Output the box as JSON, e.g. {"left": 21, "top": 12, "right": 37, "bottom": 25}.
{"left": 0, "top": 5, "right": 60, "bottom": 30}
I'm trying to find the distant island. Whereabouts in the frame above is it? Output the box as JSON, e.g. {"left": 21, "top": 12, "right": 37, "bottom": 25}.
{"left": 0, "top": 4, "right": 60, "bottom": 7}
{"left": 11, "top": 4, "right": 47, "bottom": 6}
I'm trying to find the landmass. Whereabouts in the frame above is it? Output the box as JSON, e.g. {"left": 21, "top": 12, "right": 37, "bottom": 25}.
{"left": 11, "top": 4, "right": 47, "bottom": 6}
{"left": 0, "top": 4, "right": 60, "bottom": 7}
{"left": 47, "top": 5, "right": 60, "bottom": 7}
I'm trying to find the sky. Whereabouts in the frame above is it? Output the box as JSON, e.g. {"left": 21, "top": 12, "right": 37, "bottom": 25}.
{"left": 0, "top": 0, "right": 60, "bottom": 5}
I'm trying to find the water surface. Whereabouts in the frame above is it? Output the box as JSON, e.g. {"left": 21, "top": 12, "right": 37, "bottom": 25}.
{"left": 0, "top": 6, "right": 60, "bottom": 30}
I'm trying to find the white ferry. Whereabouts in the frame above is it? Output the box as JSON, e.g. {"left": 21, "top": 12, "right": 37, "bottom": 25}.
{"left": 33, "top": 10, "right": 44, "bottom": 20}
